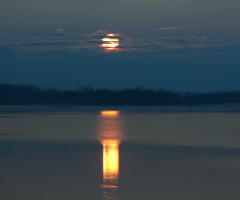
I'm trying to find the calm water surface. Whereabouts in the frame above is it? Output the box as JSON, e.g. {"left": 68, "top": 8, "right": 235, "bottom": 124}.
{"left": 0, "top": 110, "right": 240, "bottom": 200}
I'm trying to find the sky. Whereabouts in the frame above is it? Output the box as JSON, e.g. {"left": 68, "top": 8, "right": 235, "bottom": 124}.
{"left": 0, "top": 0, "right": 240, "bottom": 92}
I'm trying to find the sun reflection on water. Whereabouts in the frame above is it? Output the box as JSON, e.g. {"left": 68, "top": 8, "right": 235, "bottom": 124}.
{"left": 101, "top": 139, "right": 119, "bottom": 185}
{"left": 98, "top": 110, "right": 123, "bottom": 200}
{"left": 100, "top": 111, "right": 120, "bottom": 116}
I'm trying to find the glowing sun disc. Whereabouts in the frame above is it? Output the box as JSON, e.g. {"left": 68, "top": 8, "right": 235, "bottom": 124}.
{"left": 101, "top": 34, "right": 119, "bottom": 50}
{"left": 107, "top": 33, "right": 116, "bottom": 36}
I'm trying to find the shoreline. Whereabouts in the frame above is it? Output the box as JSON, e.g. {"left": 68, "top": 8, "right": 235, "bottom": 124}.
{"left": 1, "top": 103, "right": 240, "bottom": 112}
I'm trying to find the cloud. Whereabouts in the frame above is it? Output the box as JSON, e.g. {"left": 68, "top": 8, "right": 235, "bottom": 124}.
{"left": 229, "top": 22, "right": 240, "bottom": 25}
{"left": 1, "top": 29, "right": 240, "bottom": 58}
{"left": 155, "top": 27, "right": 188, "bottom": 31}
{"left": 91, "top": 30, "right": 108, "bottom": 36}
{"left": 20, "top": 41, "right": 80, "bottom": 47}
{"left": 88, "top": 30, "right": 125, "bottom": 39}
{"left": 16, "top": 32, "right": 43, "bottom": 36}
{"left": 56, "top": 28, "right": 63, "bottom": 32}
{"left": 45, "top": 33, "right": 68, "bottom": 37}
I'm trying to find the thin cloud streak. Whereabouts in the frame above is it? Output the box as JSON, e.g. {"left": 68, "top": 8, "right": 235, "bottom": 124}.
{"left": 154, "top": 27, "right": 188, "bottom": 30}
{"left": 1, "top": 27, "right": 240, "bottom": 57}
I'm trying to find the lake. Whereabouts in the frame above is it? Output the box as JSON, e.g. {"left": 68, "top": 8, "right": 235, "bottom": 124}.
{"left": 0, "top": 108, "right": 240, "bottom": 200}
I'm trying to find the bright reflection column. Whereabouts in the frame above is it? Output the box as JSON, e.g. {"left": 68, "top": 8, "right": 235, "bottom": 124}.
{"left": 99, "top": 110, "right": 122, "bottom": 199}
{"left": 101, "top": 140, "right": 120, "bottom": 182}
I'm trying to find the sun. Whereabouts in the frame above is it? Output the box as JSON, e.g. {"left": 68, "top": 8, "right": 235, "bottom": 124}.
{"left": 101, "top": 33, "right": 119, "bottom": 51}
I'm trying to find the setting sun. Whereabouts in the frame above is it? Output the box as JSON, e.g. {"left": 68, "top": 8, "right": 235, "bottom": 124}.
{"left": 106, "top": 34, "right": 116, "bottom": 37}
{"left": 101, "top": 34, "right": 119, "bottom": 50}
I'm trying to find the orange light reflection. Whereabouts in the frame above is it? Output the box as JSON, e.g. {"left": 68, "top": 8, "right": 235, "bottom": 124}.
{"left": 101, "top": 140, "right": 119, "bottom": 181}
{"left": 98, "top": 110, "right": 122, "bottom": 199}
{"left": 100, "top": 111, "right": 119, "bottom": 116}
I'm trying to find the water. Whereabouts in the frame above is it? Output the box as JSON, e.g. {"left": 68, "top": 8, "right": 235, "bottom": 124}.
{"left": 0, "top": 110, "right": 240, "bottom": 199}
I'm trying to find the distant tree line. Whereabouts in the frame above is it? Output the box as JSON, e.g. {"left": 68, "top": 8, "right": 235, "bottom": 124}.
{"left": 1, "top": 84, "right": 240, "bottom": 105}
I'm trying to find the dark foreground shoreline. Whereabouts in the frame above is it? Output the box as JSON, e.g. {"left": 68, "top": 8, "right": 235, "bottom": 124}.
{"left": 1, "top": 84, "right": 240, "bottom": 106}
{"left": 1, "top": 104, "right": 240, "bottom": 113}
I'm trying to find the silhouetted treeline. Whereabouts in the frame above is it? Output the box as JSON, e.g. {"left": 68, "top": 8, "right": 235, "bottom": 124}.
{"left": 1, "top": 84, "right": 240, "bottom": 105}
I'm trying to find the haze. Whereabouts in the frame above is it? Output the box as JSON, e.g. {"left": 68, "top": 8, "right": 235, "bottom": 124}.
{"left": 0, "top": 0, "right": 240, "bottom": 91}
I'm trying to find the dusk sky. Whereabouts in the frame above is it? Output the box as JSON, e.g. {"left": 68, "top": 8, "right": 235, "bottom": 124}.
{"left": 1, "top": 0, "right": 240, "bottom": 91}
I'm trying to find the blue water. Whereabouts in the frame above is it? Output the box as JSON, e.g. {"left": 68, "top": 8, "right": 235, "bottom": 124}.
{"left": 0, "top": 110, "right": 240, "bottom": 200}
